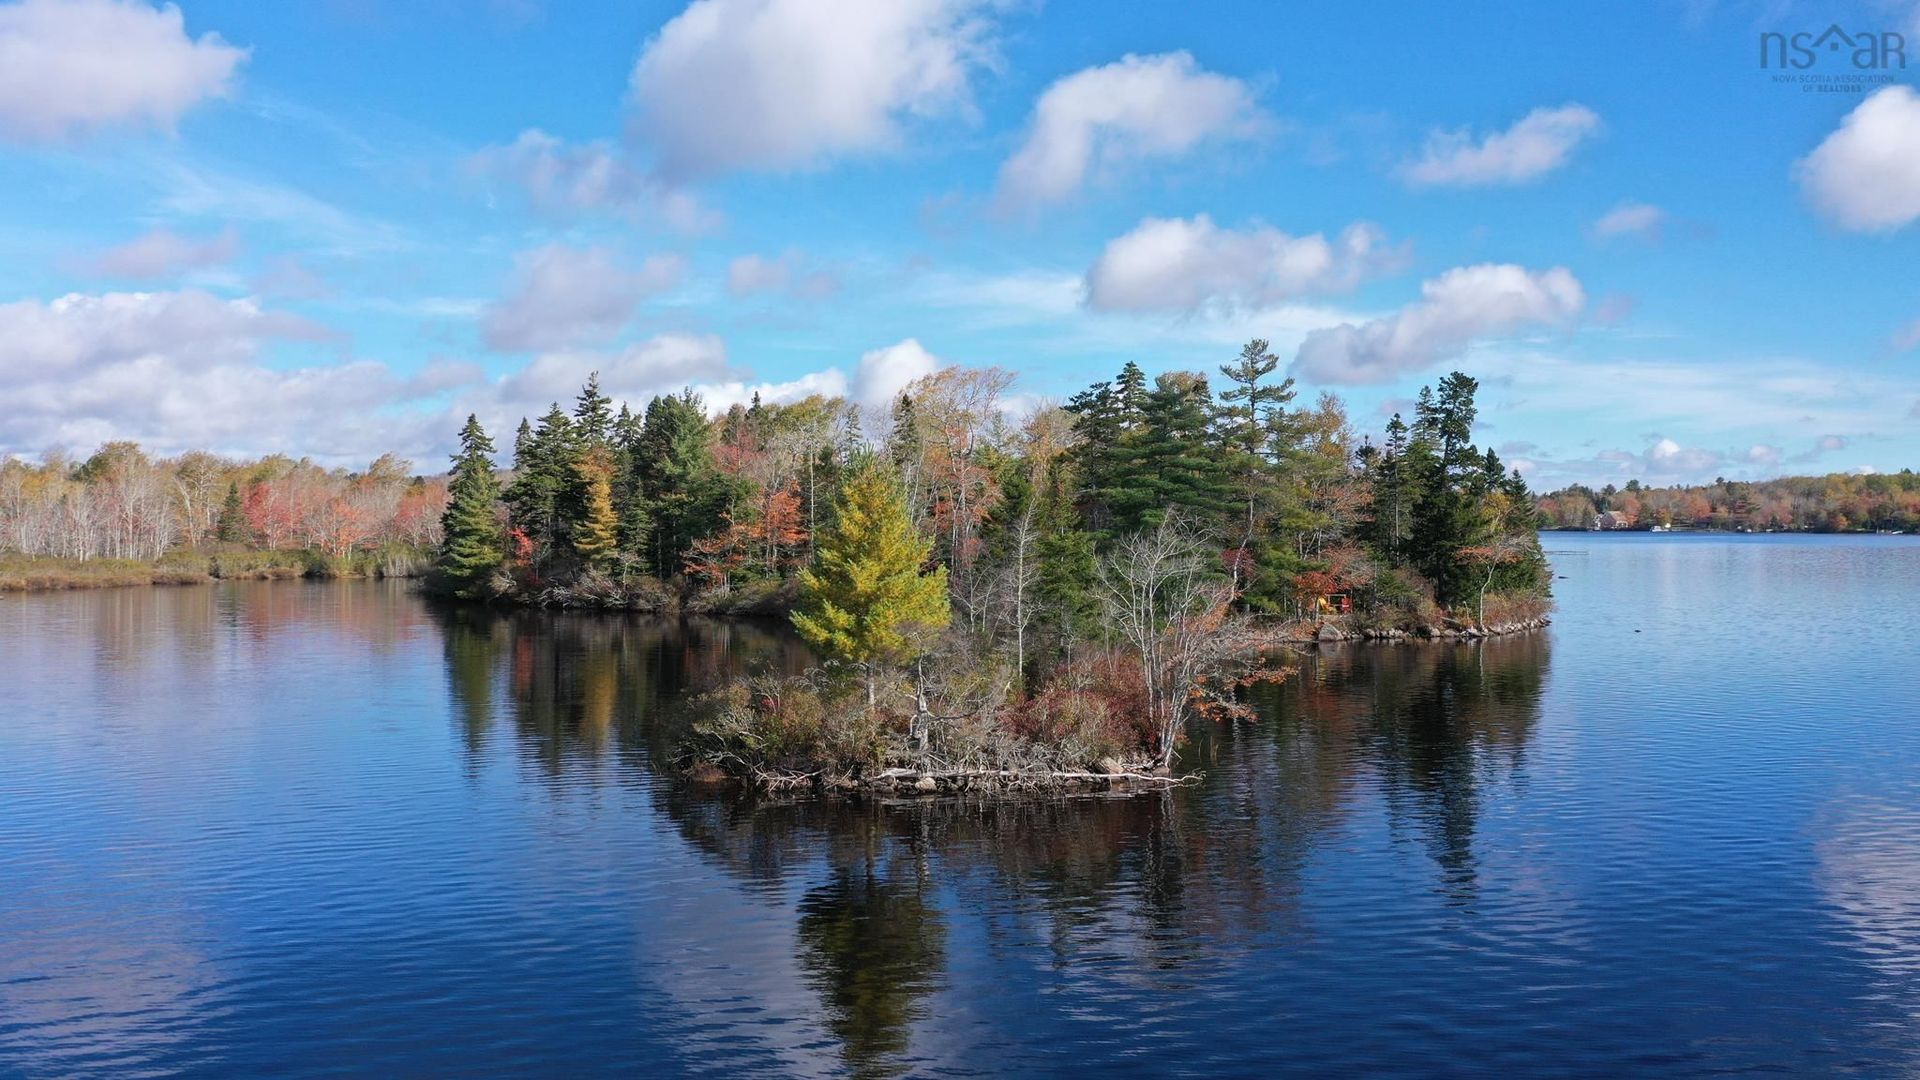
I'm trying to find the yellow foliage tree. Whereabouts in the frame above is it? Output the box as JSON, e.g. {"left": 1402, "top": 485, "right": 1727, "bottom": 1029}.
{"left": 572, "top": 449, "right": 620, "bottom": 569}
{"left": 792, "top": 463, "right": 951, "bottom": 708}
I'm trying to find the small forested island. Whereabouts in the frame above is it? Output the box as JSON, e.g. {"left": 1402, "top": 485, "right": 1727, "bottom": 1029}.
{"left": 430, "top": 343, "right": 1552, "bottom": 791}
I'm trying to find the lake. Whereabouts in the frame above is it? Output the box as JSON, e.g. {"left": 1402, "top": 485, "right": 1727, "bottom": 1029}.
{"left": 3, "top": 533, "right": 1919, "bottom": 1077}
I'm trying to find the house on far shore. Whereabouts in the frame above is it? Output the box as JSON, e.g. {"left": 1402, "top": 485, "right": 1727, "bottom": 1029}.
{"left": 1592, "top": 510, "right": 1635, "bottom": 530}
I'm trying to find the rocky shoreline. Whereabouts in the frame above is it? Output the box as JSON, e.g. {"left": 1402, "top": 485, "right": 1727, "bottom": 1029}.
{"left": 1295, "top": 614, "right": 1552, "bottom": 644}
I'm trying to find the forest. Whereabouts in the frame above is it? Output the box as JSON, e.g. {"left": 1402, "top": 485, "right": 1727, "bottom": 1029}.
{"left": 1535, "top": 471, "right": 1920, "bottom": 533}
{"left": 0, "top": 442, "right": 445, "bottom": 589}
{"left": 429, "top": 342, "right": 1553, "bottom": 789}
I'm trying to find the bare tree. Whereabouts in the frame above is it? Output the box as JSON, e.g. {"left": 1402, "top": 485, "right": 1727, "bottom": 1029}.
{"left": 1096, "top": 515, "right": 1278, "bottom": 770}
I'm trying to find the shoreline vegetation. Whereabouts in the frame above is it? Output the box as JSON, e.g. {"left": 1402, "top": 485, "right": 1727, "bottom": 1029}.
{"left": 428, "top": 344, "right": 1554, "bottom": 793}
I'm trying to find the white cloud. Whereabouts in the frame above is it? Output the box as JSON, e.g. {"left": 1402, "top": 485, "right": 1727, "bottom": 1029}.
{"left": 0, "top": 290, "right": 754, "bottom": 464}
{"left": 0, "top": 290, "right": 326, "bottom": 378}
{"left": 1796, "top": 86, "right": 1920, "bottom": 232}
{"left": 0, "top": 290, "right": 407, "bottom": 462}
{"left": 1291, "top": 264, "right": 1585, "bottom": 384}
{"left": 496, "top": 333, "right": 733, "bottom": 415}
{"left": 727, "top": 250, "right": 840, "bottom": 299}
{"left": 1643, "top": 436, "right": 1725, "bottom": 478}
{"left": 481, "top": 244, "right": 685, "bottom": 353}
{"left": 1084, "top": 215, "right": 1404, "bottom": 314}
{"left": 1746, "top": 444, "right": 1784, "bottom": 467}
{"left": 467, "top": 128, "right": 720, "bottom": 232}
{"left": 1403, "top": 103, "right": 1600, "bottom": 188}
{"left": 0, "top": 0, "right": 246, "bottom": 142}
{"left": 86, "top": 227, "right": 239, "bottom": 279}
{"left": 853, "top": 338, "right": 941, "bottom": 411}
{"left": 628, "top": 0, "right": 995, "bottom": 178}
{"left": 995, "top": 51, "right": 1266, "bottom": 209}
{"left": 695, "top": 369, "right": 851, "bottom": 412}
{"left": 1592, "top": 201, "right": 1665, "bottom": 240}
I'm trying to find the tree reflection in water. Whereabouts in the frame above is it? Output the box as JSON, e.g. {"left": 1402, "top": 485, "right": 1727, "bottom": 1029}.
{"left": 429, "top": 604, "right": 1547, "bottom": 1074}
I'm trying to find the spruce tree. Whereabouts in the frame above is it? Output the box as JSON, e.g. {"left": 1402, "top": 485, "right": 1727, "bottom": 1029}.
{"left": 503, "top": 404, "right": 575, "bottom": 564}
{"left": 792, "top": 463, "right": 951, "bottom": 707}
{"left": 637, "top": 390, "right": 724, "bottom": 577}
{"left": 438, "top": 414, "right": 504, "bottom": 597}
{"left": 215, "top": 482, "right": 248, "bottom": 544}
{"left": 573, "top": 372, "right": 614, "bottom": 447}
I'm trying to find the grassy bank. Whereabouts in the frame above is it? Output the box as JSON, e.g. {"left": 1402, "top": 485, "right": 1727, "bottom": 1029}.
{"left": 0, "top": 545, "right": 431, "bottom": 592}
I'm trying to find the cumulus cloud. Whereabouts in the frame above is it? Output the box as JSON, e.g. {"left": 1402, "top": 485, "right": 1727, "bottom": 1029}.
{"left": 1642, "top": 437, "right": 1725, "bottom": 477}
{"left": 1291, "top": 264, "right": 1584, "bottom": 385}
{"left": 495, "top": 333, "right": 732, "bottom": 414}
{"left": 0, "top": 290, "right": 327, "bottom": 378}
{"left": 628, "top": 0, "right": 995, "bottom": 178}
{"left": 0, "top": 290, "right": 403, "bottom": 460}
{"left": 995, "top": 51, "right": 1266, "bottom": 209}
{"left": 695, "top": 369, "right": 851, "bottom": 412}
{"left": 1084, "top": 215, "right": 1404, "bottom": 314}
{"left": 467, "top": 128, "right": 719, "bottom": 232}
{"left": 1746, "top": 444, "right": 1784, "bottom": 467}
{"left": 0, "top": 0, "right": 247, "bottom": 143}
{"left": 0, "top": 289, "right": 759, "bottom": 463}
{"left": 481, "top": 244, "right": 685, "bottom": 353}
{"left": 85, "top": 227, "right": 239, "bottom": 279}
{"left": 852, "top": 338, "right": 941, "bottom": 411}
{"left": 1796, "top": 86, "right": 1920, "bottom": 232}
{"left": 727, "top": 250, "right": 840, "bottom": 299}
{"left": 1592, "top": 201, "right": 1665, "bottom": 241}
{"left": 1403, "top": 103, "right": 1600, "bottom": 188}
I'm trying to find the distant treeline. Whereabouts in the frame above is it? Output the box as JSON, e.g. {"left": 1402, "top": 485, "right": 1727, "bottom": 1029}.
{"left": 1534, "top": 470, "right": 1920, "bottom": 532}
{"left": 0, "top": 442, "right": 446, "bottom": 568}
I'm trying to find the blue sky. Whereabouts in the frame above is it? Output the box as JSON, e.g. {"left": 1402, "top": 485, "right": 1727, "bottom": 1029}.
{"left": 1, "top": 0, "right": 1917, "bottom": 487}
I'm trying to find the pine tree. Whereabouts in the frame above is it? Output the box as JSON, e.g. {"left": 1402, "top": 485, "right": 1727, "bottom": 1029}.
{"left": 571, "top": 448, "right": 620, "bottom": 568}
{"left": 1217, "top": 339, "right": 1295, "bottom": 553}
{"left": 215, "top": 481, "right": 248, "bottom": 544}
{"left": 792, "top": 463, "right": 951, "bottom": 707}
{"left": 1108, "top": 372, "right": 1233, "bottom": 533}
{"left": 438, "top": 415, "right": 504, "bottom": 596}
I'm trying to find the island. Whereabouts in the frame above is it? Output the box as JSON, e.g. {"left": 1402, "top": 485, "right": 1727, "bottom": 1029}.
{"left": 429, "top": 343, "right": 1552, "bottom": 791}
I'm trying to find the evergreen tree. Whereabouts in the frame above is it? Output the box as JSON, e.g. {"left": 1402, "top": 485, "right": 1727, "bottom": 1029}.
{"left": 1216, "top": 339, "right": 1295, "bottom": 548}
{"left": 215, "top": 481, "right": 248, "bottom": 544}
{"left": 438, "top": 415, "right": 504, "bottom": 596}
{"left": 792, "top": 463, "right": 951, "bottom": 707}
{"left": 573, "top": 372, "right": 614, "bottom": 447}
{"left": 503, "top": 404, "right": 576, "bottom": 564}
{"left": 1108, "top": 372, "right": 1233, "bottom": 533}
{"left": 637, "top": 389, "right": 725, "bottom": 577}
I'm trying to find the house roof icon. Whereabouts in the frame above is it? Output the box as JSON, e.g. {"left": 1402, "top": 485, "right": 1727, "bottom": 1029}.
{"left": 1809, "top": 24, "right": 1857, "bottom": 51}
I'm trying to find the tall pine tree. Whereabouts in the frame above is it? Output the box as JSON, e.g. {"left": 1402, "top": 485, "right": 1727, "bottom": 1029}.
{"left": 438, "top": 415, "right": 504, "bottom": 597}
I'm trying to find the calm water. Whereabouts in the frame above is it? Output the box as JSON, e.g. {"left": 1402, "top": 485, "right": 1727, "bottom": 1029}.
{"left": 4, "top": 534, "right": 1920, "bottom": 1077}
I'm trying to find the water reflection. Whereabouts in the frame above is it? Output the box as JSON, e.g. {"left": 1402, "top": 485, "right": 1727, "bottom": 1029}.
{"left": 428, "top": 604, "right": 1549, "bottom": 1074}
{"left": 416, "top": 607, "right": 1543, "bottom": 1068}
{"left": 436, "top": 604, "right": 810, "bottom": 777}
